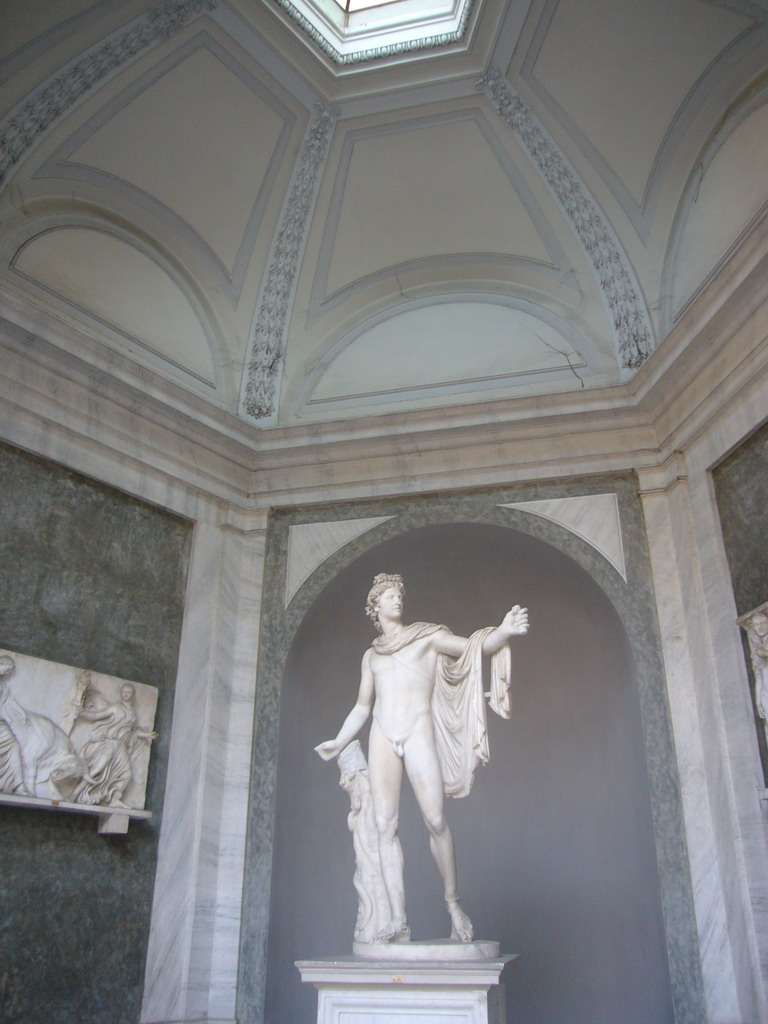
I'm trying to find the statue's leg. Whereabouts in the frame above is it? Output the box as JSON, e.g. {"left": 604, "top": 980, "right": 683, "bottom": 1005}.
{"left": 368, "top": 721, "right": 409, "bottom": 941}
{"left": 405, "top": 723, "right": 474, "bottom": 942}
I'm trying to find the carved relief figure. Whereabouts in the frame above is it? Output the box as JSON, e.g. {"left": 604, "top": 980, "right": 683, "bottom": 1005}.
{"left": 70, "top": 680, "right": 157, "bottom": 808}
{"left": 338, "top": 740, "right": 391, "bottom": 944}
{"left": 739, "top": 603, "right": 768, "bottom": 736}
{"left": 316, "top": 573, "right": 528, "bottom": 945}
{"left": 0, "top": 655, "right": 87, "bottom": 798}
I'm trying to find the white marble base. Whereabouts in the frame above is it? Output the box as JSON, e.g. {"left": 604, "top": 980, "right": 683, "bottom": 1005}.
{"left": 296, "top": 953, "right": 516, "bottom": 1024}
{"left": 353, "top": 938, "right": 500, "bottom": 961}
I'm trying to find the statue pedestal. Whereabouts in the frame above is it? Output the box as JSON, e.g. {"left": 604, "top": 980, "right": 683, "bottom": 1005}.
{"left": 296, "top": 947, "right": 517, "bottom": 1024}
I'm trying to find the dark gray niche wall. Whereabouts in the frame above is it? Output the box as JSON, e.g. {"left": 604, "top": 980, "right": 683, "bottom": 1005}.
{"left": 0, "top": 441, "right": 191, "bottom": 1024}
{"left": 262, "top": 509, "right": 681, "bottom": 1024}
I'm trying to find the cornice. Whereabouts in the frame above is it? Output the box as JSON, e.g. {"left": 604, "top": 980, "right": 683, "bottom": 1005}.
{"left": 1, "top": 215, "right": 767, "bottom": 512}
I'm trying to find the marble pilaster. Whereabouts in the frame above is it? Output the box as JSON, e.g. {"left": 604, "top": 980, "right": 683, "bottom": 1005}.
{"left": 638, "top": 350, "right": 768, "bottom": 1023}
{"left": 639, "top": 465, "right": 744, "bottom": 1022}
{"left": 141, "top": 513, "right": 268, "bottom": 1024}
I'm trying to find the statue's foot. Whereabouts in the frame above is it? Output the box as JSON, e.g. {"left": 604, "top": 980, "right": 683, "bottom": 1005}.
{"left": 373, "top": 917, "right": 410, "bottom": 943}
{"left": 446, "top": 897, "right": 473, "bottom": 943}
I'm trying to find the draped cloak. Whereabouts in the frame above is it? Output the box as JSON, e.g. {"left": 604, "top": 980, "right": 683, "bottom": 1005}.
{"left": 371, "top": 623, "right": 512, "bottom": 798}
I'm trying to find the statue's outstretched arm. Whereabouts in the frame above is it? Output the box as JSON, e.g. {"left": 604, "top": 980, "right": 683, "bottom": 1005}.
{"left": 431, "top": 606, "right": 529, "bottom": 660}
{"left": 315, "top": 651, "right": 374, "bottom": 761}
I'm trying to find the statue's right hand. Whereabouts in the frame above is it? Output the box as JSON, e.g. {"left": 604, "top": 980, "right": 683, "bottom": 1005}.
{"left": 314, "top": 740, "right": 340, "bottom": 761}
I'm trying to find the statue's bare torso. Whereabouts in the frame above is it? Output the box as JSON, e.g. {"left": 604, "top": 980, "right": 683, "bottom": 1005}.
{"left": 367, "top": 634, "right": 443, "bottom": 750}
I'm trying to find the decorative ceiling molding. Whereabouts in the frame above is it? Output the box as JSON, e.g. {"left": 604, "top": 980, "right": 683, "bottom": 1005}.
{"left": 285, "top": 515, "right": 397, "bottom": 606}
{"left": 478, "top": 67, "right": 655, "bottom": 371}
{"left": 0, "top": 0, "right": 217, "bottom": 192}
{"left": 499, "top": 493, "right": 626, "bottom": 580}
{"left": 240, "top": 104, "right": 338, "bottom": 424}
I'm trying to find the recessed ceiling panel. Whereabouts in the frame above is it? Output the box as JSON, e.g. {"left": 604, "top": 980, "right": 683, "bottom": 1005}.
{"left": 12, "top": 227, "right": 217, "bottom": 383}
{"left": 304, "top": 299, "right": 590, "bottom": 410}
{"left": 68, "top": 46, "right": 288, "bottom": 272}
{"left": 530, "top": 0, "right": 751, "bottom": 204}
{"left": 325, "top": 116, "right": 555, "bottom": 296}
{"left": 670, "top": 102, "right": 768, "bottom": 317}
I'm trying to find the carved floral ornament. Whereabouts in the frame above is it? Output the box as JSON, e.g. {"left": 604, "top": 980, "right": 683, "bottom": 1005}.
{"left": 477, "top": 68, "right": 655, "bottom": 372}
{"left": 0, "top": 648, "right": 158, "bottom": 834}
{"left": 242, "top": 104, "right": 338, "bottom": 422}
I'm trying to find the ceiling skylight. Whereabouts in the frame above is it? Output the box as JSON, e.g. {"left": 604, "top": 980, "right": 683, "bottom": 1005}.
{"left": 330, "top": 0, "right": 399, "bottom": 12}
{"left": 272, "top": 0, "right": 475, "bottom": 66}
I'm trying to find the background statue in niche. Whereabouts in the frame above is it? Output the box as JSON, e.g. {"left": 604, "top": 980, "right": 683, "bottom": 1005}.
{"left": 68, "top": 677, "right": 157, "bottom": 808}
{"left": 738, "top": 602, "right": 768, "bottom": 739}
{"left": 316, "top": 572, "right": 528, "bottom": 947}
{"left": 0, "top": 654, "right": 87, "bottom": 798}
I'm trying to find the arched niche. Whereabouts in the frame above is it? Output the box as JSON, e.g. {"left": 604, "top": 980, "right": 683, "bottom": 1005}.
{"left": 240, "top": 482, "right": 703, "bottom": 1024}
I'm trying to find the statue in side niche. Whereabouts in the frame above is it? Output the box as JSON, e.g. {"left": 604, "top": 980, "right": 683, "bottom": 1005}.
{"left": 0, "top": 654, "right": 87, "bottom": 798}
{"left": 738, "top": 602, "right": 768, "bottom": 735}
{"left": 316, "top": 573, "right": 528, "bottom": 946}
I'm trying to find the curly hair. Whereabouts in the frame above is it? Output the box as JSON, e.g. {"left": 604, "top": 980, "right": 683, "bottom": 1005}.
{"left": 365, "top": 573, "right": 404, "bottom": 632}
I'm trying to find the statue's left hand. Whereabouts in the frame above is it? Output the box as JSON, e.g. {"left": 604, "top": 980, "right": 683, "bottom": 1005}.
{"left": 502, "top": 605, "right": 529, "bottom": 636}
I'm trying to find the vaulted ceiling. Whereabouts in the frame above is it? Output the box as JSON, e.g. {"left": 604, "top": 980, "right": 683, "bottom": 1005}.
{"left": 1, "top": 0, "right": 767, "bottom": 429}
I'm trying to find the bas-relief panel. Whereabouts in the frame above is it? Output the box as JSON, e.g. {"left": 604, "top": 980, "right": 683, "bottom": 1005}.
{"left": 239, "top": 474, "right": 704, "bottom": 1024}
{"left": 0, "top": 647, "right": 157, "bottom": 819}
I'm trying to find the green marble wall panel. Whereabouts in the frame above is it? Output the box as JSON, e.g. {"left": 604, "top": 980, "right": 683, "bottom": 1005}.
{"left": 0, "top": 441, "right": 191, "bottom": 1024}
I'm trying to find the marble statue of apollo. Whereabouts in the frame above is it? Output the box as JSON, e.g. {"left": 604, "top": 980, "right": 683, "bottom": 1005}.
{"left": 316, "top": 573, "right": 529, "bottom": 945}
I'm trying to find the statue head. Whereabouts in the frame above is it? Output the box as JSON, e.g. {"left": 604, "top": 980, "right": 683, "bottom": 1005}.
{"left": 120, "top": 683, "right": 136, "bottom": 704}
{"left": 0, "top": 654, "right": 16, "bottom": 679}
{"left": 365, "top": 573, "right": 404, "bottom": 632}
